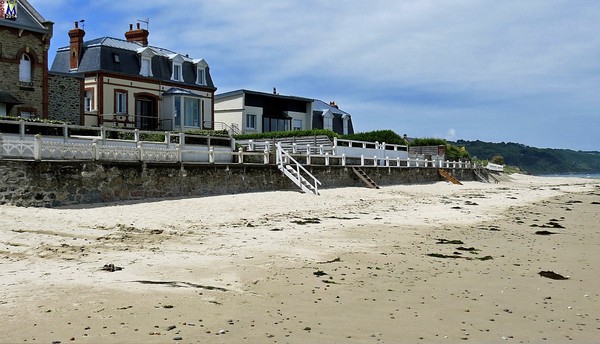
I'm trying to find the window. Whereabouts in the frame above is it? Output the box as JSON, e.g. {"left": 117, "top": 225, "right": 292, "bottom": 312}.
{"left": 262, "top": 117, "right": 290, "bottom": 132}
{"left": 293, "top": 119, "right": 302, "bottom": 131}
{"left": 342, "top": 115, "right": 350, "bottom": 135}
{"left": 115, "top": 91, "right": 127, "bottom": 113}
{"left": 113, "top": 53, "right": 120, "bottom": 63}
{"left": 174, "top": 97, "right": 181, "bottom": 126}
{"left": 84, "top": 89, "right": 93, "bottom": 112}
{"left": 172, "top": 63, "right": 182, "bottom": 81}
{"left": 140, "top": 57, "right": 152, "bottom": 77}
{"left": 183, "top": 98, "right": 200, "bottom": 127}
{"left": 324, "top": 116, "right": 333, "bottom": 130}
{"left": 246, "top": 114, "right": 256, "bottom": 129}
{"left": 196, "top": 67, "right": 205, "bottom": 85}
{"left": 19, "top": 54, "right": 31, "bottom": 83}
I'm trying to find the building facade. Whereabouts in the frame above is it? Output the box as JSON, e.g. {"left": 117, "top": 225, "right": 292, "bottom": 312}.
{"left": 51, "top": 22, "right": 216, "bottom": 131}
{"left": 214, "top": 89, "right": 314, "bottom": 135}
{"left": 312, "top": 100, "right": 354, "bottom": 135}
{"left": 0, "top": 0, "right": 53, "bottom": 118}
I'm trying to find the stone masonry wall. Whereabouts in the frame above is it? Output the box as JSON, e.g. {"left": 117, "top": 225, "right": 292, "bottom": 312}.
{"left": 48, "top": 73, "right": 83, "bottom": 124}
{"left": 0, "top": 27, "right": 46, "bottom": 117}
{"left": 0, "top": 160, "right": 476, "bottom": 208}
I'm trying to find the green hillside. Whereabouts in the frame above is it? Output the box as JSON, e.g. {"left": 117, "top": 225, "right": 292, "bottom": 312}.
{"left": 455, "top": 140, "right": 600, "bottom": 175}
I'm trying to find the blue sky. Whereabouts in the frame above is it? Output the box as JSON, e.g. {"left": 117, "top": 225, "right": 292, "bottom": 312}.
{"left": 31, "top": 0, "right": 599, "bottom": 151}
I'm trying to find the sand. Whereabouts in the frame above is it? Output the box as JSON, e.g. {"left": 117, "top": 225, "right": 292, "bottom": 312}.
{"left": 0, "top": 174, "right": 599, "bottom": 343}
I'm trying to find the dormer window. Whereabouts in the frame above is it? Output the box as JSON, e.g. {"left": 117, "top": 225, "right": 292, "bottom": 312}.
{"left": 113, "top": 53, "right": 120, "bottom": 63}
{"left": 173, "top": 63, "right": 182, "bottom": 81}
{"left": 194, "top": 59, "right": 208, "bottom": 85}
{"left": 137, "top": 47, "right": 155, "bottom": 77}
{"left": 140, "top": 57, "right": 152, "bottom": 77}
{"left": 169, "top": 54, "right": 185, "bottom": 82}
{"left": 196, "top": 68, "right": 205, "bottom": 85}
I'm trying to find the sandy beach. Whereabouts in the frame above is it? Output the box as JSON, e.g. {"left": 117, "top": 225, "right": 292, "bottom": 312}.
{"left": 1, "top": 174, "right": 599, "bottom": 343}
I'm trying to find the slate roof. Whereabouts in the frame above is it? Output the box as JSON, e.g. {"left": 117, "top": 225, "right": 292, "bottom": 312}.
{"left": 312, "top": 99, "right": 351, "bottom": 117}
{"left": 0, "top": 0, "right": 52, "bottom": 33}
{"left": 50, "top": 37, "right": 215, "bottom": 90}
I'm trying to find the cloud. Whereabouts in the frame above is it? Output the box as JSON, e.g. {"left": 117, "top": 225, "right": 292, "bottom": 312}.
{"left": 30, "top": 0, "right": 600, "bottom": 151}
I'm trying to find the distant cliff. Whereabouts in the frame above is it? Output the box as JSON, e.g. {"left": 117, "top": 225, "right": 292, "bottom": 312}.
{"left": 455, "top": 140, "right": 600, "bottom": 175}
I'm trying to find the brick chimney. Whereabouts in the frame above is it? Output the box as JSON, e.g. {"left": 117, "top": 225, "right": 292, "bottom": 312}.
{"left": 68, "top": 21, "right": 85, "bottom": 70}
{"left": 125, "top": 23, "right": 149, "bottom": 46}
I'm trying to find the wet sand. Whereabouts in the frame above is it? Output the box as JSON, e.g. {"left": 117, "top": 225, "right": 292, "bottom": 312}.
{"left": 1, "top": 174, "right": 599, "bottom": 343}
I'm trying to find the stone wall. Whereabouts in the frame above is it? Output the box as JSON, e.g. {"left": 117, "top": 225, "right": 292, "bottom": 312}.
{"left": 0, "top": 160, "right": 476, "bottom": 207}
{"left": 48, "top": 72, "right": 83, "bottom": 124}
{"left": 0, "top": 27, "right": 46, "bottom": 117}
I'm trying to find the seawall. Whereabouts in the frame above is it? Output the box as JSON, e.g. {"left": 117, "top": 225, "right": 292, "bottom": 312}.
{"left": 0, "top": 160, "right": 476, "bottom": 207}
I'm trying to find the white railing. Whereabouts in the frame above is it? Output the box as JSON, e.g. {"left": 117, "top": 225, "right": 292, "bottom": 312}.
{"left": 0, "top": 120, "right": 474, "bottom": 170}
{"left": 276, "top": 142, "right": 321, "bottom": 194}
{"left": 487, "top": 163, "right": 504, "bottom": 172}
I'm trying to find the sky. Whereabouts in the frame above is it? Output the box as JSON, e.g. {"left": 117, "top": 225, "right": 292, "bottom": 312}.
{"left": 30, "top": 0, "right": 599, "bottom": 151}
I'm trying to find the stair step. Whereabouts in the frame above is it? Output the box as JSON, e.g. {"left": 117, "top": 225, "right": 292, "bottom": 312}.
{"left": 438, "top": 169, "right": 463, "bottom": 185}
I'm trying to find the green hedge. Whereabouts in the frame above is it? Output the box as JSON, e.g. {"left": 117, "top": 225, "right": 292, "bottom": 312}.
{"left": 234, "top": 129, "right": 339, "bottom": 141}
{"left": 342, "top": 130, "right": 407, "bottom": 145}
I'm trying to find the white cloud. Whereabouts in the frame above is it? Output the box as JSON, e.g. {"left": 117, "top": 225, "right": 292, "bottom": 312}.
{"left": 30, "top": 0, "right": 600, "bottom": 150}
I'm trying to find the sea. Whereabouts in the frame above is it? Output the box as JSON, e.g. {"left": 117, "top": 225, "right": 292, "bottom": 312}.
{"left": 540, "top": 173, "right": 600, "bottom": 179}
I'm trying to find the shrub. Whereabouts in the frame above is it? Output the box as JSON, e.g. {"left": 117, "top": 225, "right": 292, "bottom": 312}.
{"left": 342, "top": 130, "right": 407, "bottom": 145}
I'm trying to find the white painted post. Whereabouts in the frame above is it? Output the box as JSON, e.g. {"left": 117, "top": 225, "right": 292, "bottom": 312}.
{"left": 307, "top": 150, "right": 311, "bottom": 165}
{"left": 319, "top": 144, "right": 324, "bottom": 155}
{"left": 325, "top": 152, "right": 330, "bottom": 166}
{"left": 361, "top": 155, "right": 365, "bottom": 166}
{"left": 292, "top": 143, "right": 297, "bottom": 154}
{"left": 238, "top": 147, "right": 244, "bottom": 164}
{"left": 341, "top": 153, "right": 346, "bottom": 166}
{"left": 176, "top": 144, "right": 182, "bottom": 162}
{"left": 137, "top": 142, "right": 144, "bottom": 161}
{"left": 134, "top": 129, "right": 140, "bottom": 142}
{"left": 385, "top": 157, "right": 390, "bottom": 167}
{"left": 209, "top": 147, "right": 215, "bottom": 163}
{"left": 396, "top": 157, "right": 400, "bottom": 167}
{"left": 373, "top": 156, "right": 377, "bottom": 167}
{"left": 263, "top": 146, "right": 269, "bottom": 165}
{"left": 100, "top": 126, "right": 106, "bottom": 142}
{"left": 93, "top": 139, "right": 99, "bottom": 160}
{"left": 33, "top": 135, "right": 42, "bottom": 161}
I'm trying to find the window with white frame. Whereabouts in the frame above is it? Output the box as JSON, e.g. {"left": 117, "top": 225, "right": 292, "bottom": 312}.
{"left": 115, "top": 91, "right": 127, "bottom": 113}
{"left": 342, "top": 115, "right": 350, "bottom": 135}
{"left": 84, "top": 90, "right": 93, "bottom": 112}
{"left": 140, "top": 57, "right": 152, "bottom": 77}
{"left": 196, "top": 67, "right": 205, "bottom": 85}
{"left": 323, "top": 112, "right": 334, "bottom": 131}
{"left": 172, "top": 62, "right": 182, "bottom": 81}
{"left": 246, "top": 114, "right": 256, "bottom": 129}
{"left": 293, "top": 119, "right": 302, "bottom": 131}
{"left": 19, "top": 54, "right": 32, "bottom": 83}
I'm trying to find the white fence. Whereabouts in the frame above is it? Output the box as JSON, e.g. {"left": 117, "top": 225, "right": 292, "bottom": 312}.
{"left": 0, "top": 120, "right": 474, "bottom": 169}
{"left": 487, "top": 163, "right": 504, "bottom": 172}
{"left": 0, "top": 120, "right": 233, "bottom": 163}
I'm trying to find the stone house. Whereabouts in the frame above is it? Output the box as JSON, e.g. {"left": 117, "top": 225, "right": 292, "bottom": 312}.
{"left": 0, "top": 0, "right": 53, "bottom": 118}
{"left": 50, "top": 22, "right": 217, "bottom": 131}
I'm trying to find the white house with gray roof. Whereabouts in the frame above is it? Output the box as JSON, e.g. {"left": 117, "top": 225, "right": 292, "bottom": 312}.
{"left": 50, "top": 22, "right": 215, "bottom": 131}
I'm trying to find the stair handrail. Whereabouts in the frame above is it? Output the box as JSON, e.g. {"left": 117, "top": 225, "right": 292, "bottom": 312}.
{"left": 276, "top": 142, "right": 322, "bottom": 194}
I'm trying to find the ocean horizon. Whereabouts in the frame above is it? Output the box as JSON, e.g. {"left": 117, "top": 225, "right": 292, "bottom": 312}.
{"left": 539, "top": 172, "right": 600, "bottom": 179}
